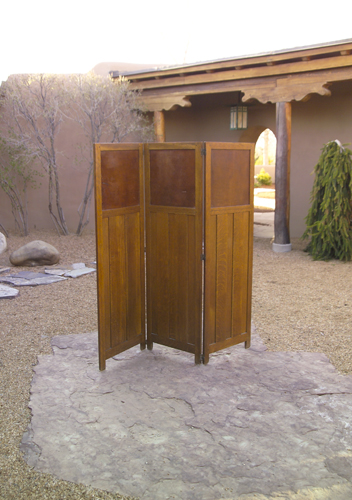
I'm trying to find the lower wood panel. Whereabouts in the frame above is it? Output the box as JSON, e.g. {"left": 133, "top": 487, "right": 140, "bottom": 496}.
{"left": 204, "top": 210, "right": 252, "bottom": 361}
{"left": 147, "top": 211, "right": 201, "bottom": 357}
{"left": 98, "top": 211, "right": 144, "bottom": 368}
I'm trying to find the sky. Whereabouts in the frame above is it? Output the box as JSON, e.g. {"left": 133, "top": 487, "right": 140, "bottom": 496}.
{"left": 1, "top": 0, "right": 352, "bottom": 83}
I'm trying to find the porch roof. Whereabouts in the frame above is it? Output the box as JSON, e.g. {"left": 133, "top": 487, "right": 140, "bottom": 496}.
{"left": 111, "top": 39, "right": 352, "bottom": 110}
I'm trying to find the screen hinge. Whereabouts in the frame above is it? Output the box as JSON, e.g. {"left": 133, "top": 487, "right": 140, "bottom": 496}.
{"left": 201, "top": 147, "right": 206, "bottom": 156}
{"left": 201, "top": 254, "right": 205, "bottom": 261}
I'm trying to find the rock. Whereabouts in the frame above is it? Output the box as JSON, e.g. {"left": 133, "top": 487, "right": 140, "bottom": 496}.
{"left": 10, "top": 240, "right": 60, "bottom": 267}
{"left": 0, "top": 271, "right": 66, "bottom": 286}
{"left": 0, "top": 284, "right": 19, "bottom": 299}
{"left": 64, "top": 267, "right": 95, "bottom": 278}
{"left": 0, "top": 232, "right": 7, "bottom": 255}
{"left": 72, "top": 262, "right": 86, "bottom": 270}
{"left": 45, "top": 268, "right": 67, "bottom": 276}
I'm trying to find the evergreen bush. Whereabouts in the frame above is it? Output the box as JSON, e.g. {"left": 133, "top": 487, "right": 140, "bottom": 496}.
{"left": 302, "top": 140, "right": 352, "bottom": 261}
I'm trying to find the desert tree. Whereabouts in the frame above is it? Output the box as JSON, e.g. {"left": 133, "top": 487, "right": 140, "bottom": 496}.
{"left": 0, "top": 138, "right": 41, "bottom": 235}
{"left": 66, "top": 73, "right": 154, "bottom": 235}
{"left": 0, "top": 74, "right": 69, "bottom": 235}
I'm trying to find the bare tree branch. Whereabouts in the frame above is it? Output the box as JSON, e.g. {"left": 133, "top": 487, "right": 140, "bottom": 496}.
{"left": 66, "top": 73, "right": 154, "bottom": 235}
{"left": 0, "top": 73, "right": 153, "bottom": 236}
{"left": 0, "top": 138, "right": 41, "bottom": 236}
{"left": 1, "top": 74, "right": 69, "bottom": 235}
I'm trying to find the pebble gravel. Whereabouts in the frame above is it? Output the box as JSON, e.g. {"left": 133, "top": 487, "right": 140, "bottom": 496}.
{"left": 1, "top": 230, "right": 352, "bottom": 499}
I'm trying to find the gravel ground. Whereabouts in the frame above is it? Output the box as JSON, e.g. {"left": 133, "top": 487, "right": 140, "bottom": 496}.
{"left": 0, "top": 231, "right": 134, "bottom": 500}
{"left": 1, "top": 229, "right": 352, "bottom": 499}
{"left": 252, "top": 236, "right": 352, "bottom": 374}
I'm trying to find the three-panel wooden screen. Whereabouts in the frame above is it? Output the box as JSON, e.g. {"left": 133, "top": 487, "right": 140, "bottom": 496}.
{"left": 94, "top": 142, "right": 254, "bottom": 370}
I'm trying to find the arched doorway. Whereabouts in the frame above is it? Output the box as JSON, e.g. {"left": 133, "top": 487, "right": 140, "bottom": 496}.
{"left": 239, "top": 127, "right": 276, "bottom": 237}
{"left": 252, "top": 128, "right": 276, "bottom": 238}
{"left": 255, "top": 128, "right": 276, "bottom": 187}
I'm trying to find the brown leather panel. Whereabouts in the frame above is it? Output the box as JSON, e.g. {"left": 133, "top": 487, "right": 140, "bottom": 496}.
{"left": 101, "top": 150, "right": 140, "bottom": 210}
{"left": 149, "top": 149, "right": 195, "bottom": 207}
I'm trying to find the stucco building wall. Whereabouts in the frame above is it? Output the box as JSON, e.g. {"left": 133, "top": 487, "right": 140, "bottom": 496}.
{"left": 290, "top": 81, "right": 352, "bottom": 237}
{"left": 0, "top": 115, "right": 144, "bottom": 234}
{"left": 163, "top": 83, "right": 352, "bottom": 238}
{"left": 1, "top": 81, "right": 351, "bottom": 238}
{"left": 0, "top": 118, "right": 96, "bottom": 234}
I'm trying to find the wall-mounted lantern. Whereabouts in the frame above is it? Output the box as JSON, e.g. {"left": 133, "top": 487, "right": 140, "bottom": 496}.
{"left": 230, "top": 105, "right": 248, "bottom": 130}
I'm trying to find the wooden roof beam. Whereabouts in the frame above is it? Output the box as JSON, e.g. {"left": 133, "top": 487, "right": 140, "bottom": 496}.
{"left": 118, "top": 41, "right": 352, "bottom": 81}
{"left": 128, "top": 54, "right": 352, "bottom": 92}
{"left": 138, "top": 95, "right": 192, "bottom": 112}
{"left": 137, "top": 66, "right": 352, "bottom": 106}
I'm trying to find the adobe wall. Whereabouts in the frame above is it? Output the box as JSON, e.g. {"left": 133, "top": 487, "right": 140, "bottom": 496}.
{"left": 290, "top": 81, "right": 352, "bottom": 237}
{"left": 1, "top": 82, "right": 351, "bottom": 238}
{"left": 165, "top": 83, "right": 352, "bottom": 238}
{"left": 165, "top": 93, "right": 276, "bottom": 143}
{"left": 0, "top": 113, "right": 145, "bottom": 235}
{"left": 0, "top": 117, "right": 96, "bottom": 234}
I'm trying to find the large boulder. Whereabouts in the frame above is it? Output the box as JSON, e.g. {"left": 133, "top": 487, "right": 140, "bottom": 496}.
{"left": 0, "top": 232, "right": 7, "bottom": 255}
{"left": 10, "top": 240, "right": 60, "bottom": 267}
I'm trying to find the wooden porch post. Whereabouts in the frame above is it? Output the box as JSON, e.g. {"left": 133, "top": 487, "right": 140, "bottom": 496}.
{"left": 273, "top": 101, "right": 292, "bottom": 252}
{"left": 154, "top": 110, "right": 165, "bottom": 142}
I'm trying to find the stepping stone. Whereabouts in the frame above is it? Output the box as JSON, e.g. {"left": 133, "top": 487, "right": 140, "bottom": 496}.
{"left": 45, "top": 265, "right": 96, "bottom": 278}
{"left": 0, "top": 233, "right": 7, "bottom": 255}
{"left": 72, "top": 263, "right": 86, "bottom": 269}
{"left": 64, "top": 267, "right": 96, "bottom": 278}
{"left": 14, "top": 271, "right": 49, "bottom": 279}
{"left": 44, "top": 268, "right": 68, "bottom": 276}
{"left": 0, "top": 274, "right": 66, "bottom": 286}
{"left": 0, "top": 284, "right": 19, "bottom": 298}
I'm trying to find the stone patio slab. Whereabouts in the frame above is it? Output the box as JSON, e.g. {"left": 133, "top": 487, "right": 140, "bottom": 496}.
{"left": 21, "top": 331, "right": 352, "bottom": 500}
{"left": 0, "top": 283, "right": 19, "bottom": 298}
{"left": 0, "top": 274, "right": 67, "bottom": 286}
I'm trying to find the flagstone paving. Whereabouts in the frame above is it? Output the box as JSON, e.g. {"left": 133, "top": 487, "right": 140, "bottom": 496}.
{"left": 21, "top": 331, "right": 352, "bottom": 500}
{"left": 0, "top": 264, "right": 96, "bottom": 297}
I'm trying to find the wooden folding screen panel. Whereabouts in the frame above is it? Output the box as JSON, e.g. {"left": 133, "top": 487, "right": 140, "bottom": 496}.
{"left": 95, "top": 142, "right": 253, "bottom": 369}
{"left": 95, "top": 144, "right": 145, "bottom": 370}
{"left": 203, "top": 143, "right": 254, "bottom": 363}
{"left": 144, "top": 143, "right": 203, "bottom": 363}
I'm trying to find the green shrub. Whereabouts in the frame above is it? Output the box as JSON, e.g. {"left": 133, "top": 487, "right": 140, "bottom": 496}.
{"left": 256, "top": 168, "right": 272, "bottom": 186}
{"left": 302, "top": 140, "right": 352, "bottom": 261}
